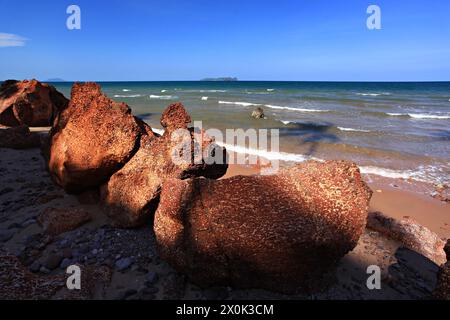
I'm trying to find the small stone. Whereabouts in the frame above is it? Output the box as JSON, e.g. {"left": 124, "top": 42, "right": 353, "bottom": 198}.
{"left": 115, "top": 257, "right": 132, "bottom": 271}
{"left": 251, "top": 107, "right": 265, "bottom": 119}
{"left": 0, "top": 230, "right": 15, "bottom": 242}
{"left": 60, "top": 258, "right": 72, "bottom": 269}
{"left": 44, "top": 254, "right": 63, "bottom": 270}
{"left": 0, "top": 187, "right": 14, "bottom": 196}
{"left": 30, "top": 261, "right": 41, "bottom": 273}
{"left": 39, "top": 266, "right": 50, "bottom": 274}
{"left": 145, "top": 271, "right": 158, "bottom": 286}
{"left": 21, "top": 219, "right": 36, "bottom": 228}
{"left": 62, "top": 248, "right": 73, "bottom": 259}
{"left": 8, "top": 223, "right": 21, "bottom": 229}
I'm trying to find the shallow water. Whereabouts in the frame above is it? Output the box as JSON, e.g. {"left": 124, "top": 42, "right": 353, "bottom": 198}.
{"left": 52, "top": 81, "right": 450, "bottom": 185}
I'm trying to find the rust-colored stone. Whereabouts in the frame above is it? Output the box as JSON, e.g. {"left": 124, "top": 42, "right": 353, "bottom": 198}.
{"left": 367, "top": 211, "right": 447, "bottom": 265}
{"left": 434, "top": 262, "right": 450, "bottom": 300}
{"left": 154, "top": 160, "right": 371, "bottom": 293}
{"left": 102, "top": 103, "right": 227, "bottom": 228}
{"left": 47, "top": 82, "right": 153, "bottom": 193}
{"left": 0, "top": 79, "right": 68, "bottom": 126}
{"left": 37, "top": 207, "right": 92, "bottom": 236}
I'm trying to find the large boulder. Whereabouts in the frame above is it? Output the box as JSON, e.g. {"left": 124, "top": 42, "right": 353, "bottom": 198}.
{"left": 0, "top": 125, "right": 40, "bottom": 149}
{"left": 367, "top": 212, "right": 447, "bottom": 265}
{"left": 102, "top": 103, "right": 228, "bottom": 228}
{"left": 154, "top": 160, "right": 372, "bottom": 293}
{"left": 47, "top": 82, "right": 153, "bottom": 193}
{"left": 0, "top": 79, "right": 68, "bottom": 127}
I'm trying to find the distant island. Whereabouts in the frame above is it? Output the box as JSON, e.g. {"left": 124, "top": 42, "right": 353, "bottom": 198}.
{"left": 200, "top": 77, "right": 238, "bottom": 81}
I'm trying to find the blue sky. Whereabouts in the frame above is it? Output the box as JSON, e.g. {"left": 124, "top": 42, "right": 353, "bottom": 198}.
{"left": 0, "top": 0, "right": 449, "bottom": 81}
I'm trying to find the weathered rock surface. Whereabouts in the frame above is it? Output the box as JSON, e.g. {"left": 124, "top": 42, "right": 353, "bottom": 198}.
{"left": 37, "top": 207, "right": 92, "bottom": 236}
{"left": 102, "top": 102, "right": 228, "bottom": 228}
{"left": 47, "top": 82, "right": 153, "bottom": 193}
{"left": 0, "top": 250, "right": 64, "bottom": 299}
{"left": 251, "top": 107, "right": 265, "bottom": 119}
{"left": 154, "top": 160, "right": 371, "bottom": 293}
{"left": 0, "top": 79, "right": 68, "bottom": 127}
{"left": 367, "top": 211, "right": 447, "bottom": 265}
{"left": 0, "top": 125, "right": 40, "bottom": 149}
{"left": 433, "top": 262, "right": 450, "bottom": 300}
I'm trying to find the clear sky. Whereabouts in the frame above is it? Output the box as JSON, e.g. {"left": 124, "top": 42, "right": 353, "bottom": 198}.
{"left": 0, "top": 0, "right": 449, "bottom": 81}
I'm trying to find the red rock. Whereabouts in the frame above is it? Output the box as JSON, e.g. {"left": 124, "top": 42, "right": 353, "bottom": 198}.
{"left": 433, "top": 262, "right": 450, "bottom": 300}
{"left": 367, "top": 211, "right": 447, "bottom": 265}
{"left": 0, "top": 79, "right": 68, "bottom": 127}
{"left": 0, "top": 250, "right": 64, "bottom": 299}
{"left": 37, "top": 207, "right": 92, "bottom": 236}
{"left": 0, "top": 125, "right": 40, "bottom": 149}
{"left": 47, "top": 82, "right": 153, "bottom": 193}
{"left": 154, "top": 160, "right": 371, "bottom": 293}
{"left": 102, "top": 103, "right": 228, "bottom": 228}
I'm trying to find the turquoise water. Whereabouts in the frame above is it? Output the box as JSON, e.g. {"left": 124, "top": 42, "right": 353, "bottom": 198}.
{"left": 52, "top": 81, "right": 450, "bottom": 185}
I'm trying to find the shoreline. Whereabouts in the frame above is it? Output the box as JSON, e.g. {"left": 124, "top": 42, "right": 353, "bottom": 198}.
{"left": 10, "top": 125, "right": 450, "bottom": 239}
{"left": 0, "top": 145, "right": 447, "bottom": 299}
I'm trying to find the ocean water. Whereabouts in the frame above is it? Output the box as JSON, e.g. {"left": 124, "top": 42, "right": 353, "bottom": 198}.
{"left": 52, "top": 81, "right": 450, "bottom": 185}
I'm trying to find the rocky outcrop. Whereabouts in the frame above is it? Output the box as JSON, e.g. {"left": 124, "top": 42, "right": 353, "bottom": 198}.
{"left": 0, "top": 250, "right": 64, "bottom": 299}
{"left": 251, "top": 107, "right": 265, "bottom": 119}
{"left": 0, "top": 125, "right": 40, "bottom": 149}
{"left": 367, "top": 212, "right": 447, "bottom": 265}
{"left": 38, "top": 207, "right": 92, "bottom": 236}
{"left": 47, "top": 82, "right": 153, "bottom": 193}
{"left": 102, "top": 103, "right": 228, "bottom": 228}
{"left": 434, "top": 262, "right": 450, "bottom": 300}
{"left": 154, "top": 160, "right": 371, "bottom": 293}
{"left": 0, "top": 79, "right": 68, "bottom": 127}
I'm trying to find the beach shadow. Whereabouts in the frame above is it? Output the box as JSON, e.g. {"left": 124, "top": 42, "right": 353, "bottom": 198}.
{"left": 277, "top": 121, "right": 340, "bottom": 157}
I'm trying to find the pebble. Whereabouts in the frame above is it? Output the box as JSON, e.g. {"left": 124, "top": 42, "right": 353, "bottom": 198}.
{"left": 30, "top": 261, "right": 41, "bottom": 273}
{"left": 60, "top": 258, "right": 72, "bottom": 269}
{"left": 21, "top": 219, "right": 36, "bottom": 228}
{"left": 115, "top": 257, "right": 132, "bottom": 271}
{"left": 39, "top": 266, "right": 50, "bottom": 274}
{"left": 44, "top": 254, "right": 63, "bottom": 270}
{"left": 0, "top": 230, "right": 15, "bottom": 242}
{"left": 145, "top": 271, "right": 158, "bottom": 286}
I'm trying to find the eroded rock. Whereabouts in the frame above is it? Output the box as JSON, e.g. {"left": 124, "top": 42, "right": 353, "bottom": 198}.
{"left": 154, "top": 160, "right": 371, "bottom": 293}
{"left": 102, "top": 103, "right": 228, "bottom": 228}
{"left": 47, "top": 82, "right": 153, "bottom": 192}
{"left": 37, "top": 207, "right": 92, "bottom": 236}
{"left": 367, "top": 211, "right": 447, "bottom": 265}
{"left": 0, "top": 79, "right": 68, "bottom": 127}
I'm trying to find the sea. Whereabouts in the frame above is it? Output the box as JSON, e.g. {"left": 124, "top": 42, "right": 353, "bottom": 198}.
{"left": 51, "top": 81, "right": 450, "bottom": 186}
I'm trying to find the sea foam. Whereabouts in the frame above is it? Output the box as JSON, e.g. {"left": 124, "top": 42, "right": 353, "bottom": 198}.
{"left": 337, "top": 127, "right": 371, "bottom": 133}
{"left": 114, "top": 94, "right": 142, "bottom": 98}
{"left": 149, "top": 94, "right": 177, "bottom": 100}
{"left": 218, "top": 101, "right": 328, "bottom": 113}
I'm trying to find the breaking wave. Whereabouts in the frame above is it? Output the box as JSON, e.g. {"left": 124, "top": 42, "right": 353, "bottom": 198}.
{"left": 218, "top": 101, "right": 329, "bottom": 113}
{"left": 149, "top": 94, "right": 177, "bottom": 100}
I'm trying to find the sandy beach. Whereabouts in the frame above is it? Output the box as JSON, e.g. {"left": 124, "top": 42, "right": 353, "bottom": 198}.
{"left": 0, "top": 129, "right": 448, "bottom": 299}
